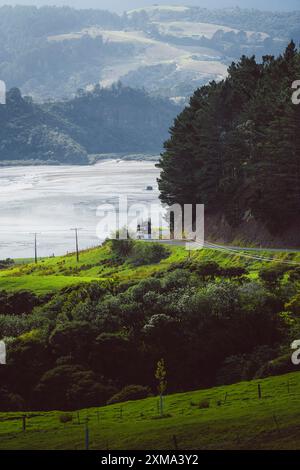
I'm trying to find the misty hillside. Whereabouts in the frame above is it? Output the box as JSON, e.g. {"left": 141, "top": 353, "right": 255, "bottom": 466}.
{"left": 0, "top": 84, "right": 179, "bottom": 164}
{"left": 0, "top": 5, "right": 299, "bottom": 101}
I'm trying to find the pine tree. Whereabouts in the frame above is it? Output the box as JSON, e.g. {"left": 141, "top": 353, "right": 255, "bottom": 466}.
{"left": 157, "top": 43, "right": 300, "bottom": 236}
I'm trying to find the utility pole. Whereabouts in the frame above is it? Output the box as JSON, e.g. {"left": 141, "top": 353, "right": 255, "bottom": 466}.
{"left": 34, "top": 233, "right": 38, "bottom": 264}
{"left": 71, "top": 228, "right": 81, "bottom": 262}
{"left": 148, "top": 217, "right": 152, "bottom": 240}
{"left": 30, "top": 233, "right": 38, "bottom": 263}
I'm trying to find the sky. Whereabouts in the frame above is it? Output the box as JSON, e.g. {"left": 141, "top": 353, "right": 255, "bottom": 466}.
{"left": 0, "top": 1, "right": 299, "bottom": 13}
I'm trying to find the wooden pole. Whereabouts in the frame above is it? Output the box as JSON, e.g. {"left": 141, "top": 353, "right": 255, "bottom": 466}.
{"left": 258, "top": 383, "right": 262, "bottom": 399}
{"left": 22, "top": 415, "right": 26, "bottom": 432}
{"left": 148, "top": 217, "right": 152, "bottom": 239}
{"left": 71, "top": 228, "right": 80, "bottom": 262}
{"left": 160, "top": 394, "right": 163, "bottom": 417}
{"left": 75, "top": 228, "right": 79, "bottom": 262}
{"left": 85, "top": 417, "right": 89, "bottom": 450}
{"left": 173, "top": 435, "right": 179, "bottom": 450}
{"left": 34, "top": 233, "right": 38, "bottom": 264}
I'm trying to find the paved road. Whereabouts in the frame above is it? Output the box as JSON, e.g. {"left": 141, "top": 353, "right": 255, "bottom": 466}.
{"left": 143, "top": 238, "right": 300, "bottom": 254}
{"left": 203, "top": 241, "right": 300, "bottom": 254}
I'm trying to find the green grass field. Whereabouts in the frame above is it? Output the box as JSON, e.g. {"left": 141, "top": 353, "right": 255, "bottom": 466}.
{"left": 1, "top": 372, "right": 300, "bottom": 450}
{"left": 1, "top": 242, "right": 300, "bottom": 294}
{"left": 1, "top": 242, "right": 300, "bottom": 450}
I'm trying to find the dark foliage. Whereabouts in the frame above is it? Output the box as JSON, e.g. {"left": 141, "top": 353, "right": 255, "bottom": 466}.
{"left": 0, "top": 84, "right": 178, "bottom": 163}
{"left": 158, "top": 43, "right": 300, "bottom": 234}
{"left": 1, "top": 256, "right": 296, "bottom": 411}
{"left": 0, "top": 290, "right": 41, "bottom": 315}
{"left": 107, "top": 385, "right": 152, "bottom": 405}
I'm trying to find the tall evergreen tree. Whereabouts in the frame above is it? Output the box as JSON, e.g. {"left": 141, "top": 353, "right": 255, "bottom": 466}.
{"left": 158, "top": 42, "right": 300, "bottom": 235}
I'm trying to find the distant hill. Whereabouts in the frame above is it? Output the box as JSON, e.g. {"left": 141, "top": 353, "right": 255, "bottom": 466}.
{"left": 0, "top": 85, "right": 179, "bottom": 164}
{"left": 0, "top": 5, "right": 299, "bottom": 101}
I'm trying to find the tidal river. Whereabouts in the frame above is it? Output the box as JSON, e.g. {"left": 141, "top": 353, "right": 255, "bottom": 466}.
{"left": 0, "top": 160, "right": 162, "bottom": 259}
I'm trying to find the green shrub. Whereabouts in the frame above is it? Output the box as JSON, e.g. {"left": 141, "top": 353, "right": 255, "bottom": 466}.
{"left": 195, "top": 261, "right": 220, "bottom": 280}
{"left": 0, "top": 258, "right": 14, "bottom": 270}
{"left": 107, "top": 385, "right": 152, "bottom": 405}
{"left": 220, "top": 266, "right": 248, "bottom": 278}
{"left": 130, "top": 278, "right": 162, "bottom": 301}
{"left": 34, "top": 365, "right": 116, "bottom": 410}
{"left": 216, "top": 355, "right": 249, "bottom": 385}
{"left": 289, "top": 267, "right": 300, "bottom": 282}
{"left": 199, "top": 400, "right": 210, "bottom": 409}
{"left": 59, "top": 413, "right": 73, "bottom": 424}
{"left": 256, "top": 354, "right": 300, "bottom": 378}
{"left": 110, "top": 238, "right": 134, "bottom": 258}
{"left": 130, "top": 243, "right": 170, "bottom": 266}
{"left": 216, "top": 346, "right": 276, "bottom": 385}
{"left": 162, "top": 269, "right": 191, "bottom": 290}
{"left": 259, "top": 265, "right": 289, "bottom": 288}
{"left": 0, "top": 388, "right": 25, "bottom": 411}
{"left": 152, "top": 413, "right": 172, "bottom": 420}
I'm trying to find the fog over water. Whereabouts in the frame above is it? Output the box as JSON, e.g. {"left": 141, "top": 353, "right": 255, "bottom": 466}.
{"left": 0, "top": 160, "right": 162, "bottom": 259}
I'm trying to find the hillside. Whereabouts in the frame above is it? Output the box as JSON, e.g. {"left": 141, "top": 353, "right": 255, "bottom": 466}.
{"left": 1, "top": 371, "right": 300, "bottom": 450}
{"left": 2, "top": 241, "right": 300, "bottom": 294}
{"left": 0, "top": 5, "right": 299, "bottom": 101}
{"left": 0, "top": 85, "right": 178, "bottom": 164}
{"left": 1, "top": 240, "right": 300, "bottom": 416}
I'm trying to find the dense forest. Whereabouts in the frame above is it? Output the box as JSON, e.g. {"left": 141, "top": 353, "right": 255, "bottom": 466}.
{"left": 0, "top": 84, "right": 178, "bottom": 163}
{"left": 0, "top": 240, "right": 300, "bottom": 411}
{"left": 44, "top": 84, "right": 179, "bottom": 155}
{"left": 158, "top": 42, "right": 300, "bottom": 237}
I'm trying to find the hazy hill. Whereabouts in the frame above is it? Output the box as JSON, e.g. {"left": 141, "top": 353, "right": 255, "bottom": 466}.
{"left": 0, "top": 84, "right": 179, "bottom": 164}
{"left": 0, "top": 87, "right": 88, "bottom": 164}
{"left": 0, "top": 5, "right": 299, "bottom": 101}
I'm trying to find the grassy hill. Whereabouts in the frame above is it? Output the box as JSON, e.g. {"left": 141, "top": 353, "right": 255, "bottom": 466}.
{"left": 0, "top": 242, "right": 184, "bottom": 294}
{"left": 1, "top": 241, "right": 300, "bottom": 294}
{"left": 2, "top": 239, "right": 300, "bottom": 451}
{"left": 1, "top": 372, "right": 300, "bottom": 450}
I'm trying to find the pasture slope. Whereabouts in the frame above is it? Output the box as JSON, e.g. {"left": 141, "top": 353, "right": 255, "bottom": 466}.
{"left": 1, "top": 241, "right": 300, "bottom": 294}
{"left": 1, "top": 242, "right": 300, "bottom": 450}
{"left": 0, "top": 372, "right": 300, "bottom": 450}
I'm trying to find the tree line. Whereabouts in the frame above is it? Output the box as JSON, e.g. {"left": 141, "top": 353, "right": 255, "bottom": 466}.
{"left": 0, "top": 84, "right": 178, "bottom": 164}
{"left": 158, "top": 42, "right": 300, "bottom": 235}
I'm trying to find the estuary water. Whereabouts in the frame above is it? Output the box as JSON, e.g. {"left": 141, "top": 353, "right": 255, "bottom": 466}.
{"left": 0, "top": 160, "right": 162, "bottom": 259}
